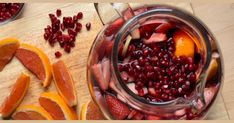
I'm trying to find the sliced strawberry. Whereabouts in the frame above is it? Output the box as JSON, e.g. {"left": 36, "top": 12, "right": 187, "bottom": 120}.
{"left": 132, "top": 111, "right": 144, "bottom": 120}
{"left": 127, "top": 110, "right": 137, "bottom": 119}
{"left": 134, "top": 7, "right": 148, "bottom": 15}
{"left": 101, "top": 58, "right": 111, "bottom": 86}
{"left": 92, "top": 63, "right": 108, "bottom": 91}
{"left": 204, "top": 85, "right": 218, "bottom": 105}
{"left": 197, "top": 85, "right": 219, "bottom": 109}
{"left": 105, "top": 94, "right": 130, "bottom": 120}
{"left": 123, "top": 7, "right": 134, "bottom": 20}
{"left": 156, "top": 23, "right": 173, "bottom": 33}
{"left": 141, "top": 19, "right": 167, "bottom": 26}
{"left": 146, "top": 115, "right": 161, "bottom": 120}
{"left": 105, "top": 18, "right": 125, "bottom": 36}
{"left": 143, "top": 33, "right": 167, "bottom": 44}
{"left": 105, "top": 41, "right": 114, "bottom": 56}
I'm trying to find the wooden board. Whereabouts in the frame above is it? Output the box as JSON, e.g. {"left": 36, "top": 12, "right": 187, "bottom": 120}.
{"left": 0, "top": 2, "right": 232, "bottom": 120}
{"left": 0, "top": 3, "right": 103, "bottom": 116}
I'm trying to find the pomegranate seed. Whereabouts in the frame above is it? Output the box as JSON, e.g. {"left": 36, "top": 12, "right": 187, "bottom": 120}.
{"left": 56, "top": 9, "right": 62, "bottom": 17}
{"left": 55, "top": 51, "right": 62, "bottom": 58}
{"left": 0, "top": 3, "right": 21, "bottom": 22}
{"left": 77, "top": 12, "right": 83, "bottom": 19}
{"left": 64, "top": 45, "right": 71, "bottom": 53}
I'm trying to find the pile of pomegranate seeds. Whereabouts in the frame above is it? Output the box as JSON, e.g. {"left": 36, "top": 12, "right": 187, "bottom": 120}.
{"left": 43, "top": 9, "right": 91, "bottom": 58}
{"left": 118, "top": 28, "right": 200, "bottom": 102}
{"left": 0, "top": 3, "right": 21, "bottom": 22}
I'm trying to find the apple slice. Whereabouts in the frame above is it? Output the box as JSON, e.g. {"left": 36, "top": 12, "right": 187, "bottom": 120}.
{"left": 143, "top": 33, "right": 167, "bottom": 44}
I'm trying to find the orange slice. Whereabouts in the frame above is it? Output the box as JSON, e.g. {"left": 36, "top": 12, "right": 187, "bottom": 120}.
{"left": 207, "top": 59, "right": 218, "bottom": 81}
{"left": 12, "top": 105, "right": 53, "bottom": 120}
{"left": 0, "top": 38, "right": 20, "bottom": 71}
{"left": 15, "top": 43, "right": 52, "bottom": 88}
{"left": 39, "top": 92, "right": 78, "bottom": 120}
{"left": 52, "top": 60, "right": 77, "bottom": 107}
{"left": 0, "top": 73, "right": 30, "bottom": 118}
{"left": 173, "top": 30, "right": 195, "bottom": 58}
{"left": 80, "top": 100, "right": 105, "bottom": 120}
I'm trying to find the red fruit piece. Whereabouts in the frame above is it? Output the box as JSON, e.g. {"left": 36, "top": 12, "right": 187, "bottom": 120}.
{"left": 132, "top": 111, "right": 144, "bottom": 120}
{"left": 105, "top": 18, "right": 125, "bottom": 36}
{"left": 105, "top": 94, "right": 130, "bottom": 120}
{"left": 101, "top": 58, "right": 111, "bottom": 87}
{"left": 77, "top": 12, "right": 83, "bottom": 19}
{"left": 143, "top": 33, "right": 167, "bottom": 44}
{"left": 146, "top": 115, "right": 161, "bottom": 120}
{"left": 123, "top": 8, "right": 134, "bottom": 20}
{"left": 91, "top": 63, "right": 109, "bottom": 91}
{"left": 56, "top": 9, "right": 62, "bottom": 17}
{"left": 155, "top": 23, "right": 173, "bottom": 33}
{"left": 204, "top": 85, "right": 218, "bottom": 105}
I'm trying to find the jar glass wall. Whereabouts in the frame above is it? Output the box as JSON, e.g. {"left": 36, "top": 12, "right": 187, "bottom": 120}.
{"left": 87, "top": 5, "right": 223, "bottom": 120}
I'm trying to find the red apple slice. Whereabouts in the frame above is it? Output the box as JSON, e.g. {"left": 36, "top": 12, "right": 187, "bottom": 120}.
{"left": 143, "top": 33, "right": 167, "bottom": 44}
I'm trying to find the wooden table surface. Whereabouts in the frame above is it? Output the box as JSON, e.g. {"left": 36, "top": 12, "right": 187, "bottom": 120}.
{"left": 0, "top": 1, "right": 234, "bottom": 120}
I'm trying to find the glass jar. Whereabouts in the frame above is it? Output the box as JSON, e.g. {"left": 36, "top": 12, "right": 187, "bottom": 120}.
{"left": 87, "top": 4, "right": 223, "bottom": 120}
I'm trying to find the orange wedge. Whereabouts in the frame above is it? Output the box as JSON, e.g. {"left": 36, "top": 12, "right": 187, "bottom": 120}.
{"left": 173, "top": 30, "right": 195, "bottom": 58}
{"left": 0, "top": 38, "right": 20, "bottom": 71}
{"left": 0, "top": 73, "right": 30, "bottom": 118}
{"left": 39, "top": 92, "right": 78, "bottom": 120}
{"left": 52, "top": 60, "right": 77, "bottom": 107}
{"left": 12, "top": 105, "right": 53, "bottom": 120}
{"left": 80, "top": 100, "right": 105, "bottom": 120}
{"left": 15, "top": 43, "right": 52, "bottom": 88}
{"left": 207, "top": 59, "right": 218, "bottom": 81}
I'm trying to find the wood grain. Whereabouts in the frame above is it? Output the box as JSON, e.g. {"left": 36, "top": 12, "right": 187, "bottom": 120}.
{"left": 0, "top": 3, "right": 103, "bottom": 116}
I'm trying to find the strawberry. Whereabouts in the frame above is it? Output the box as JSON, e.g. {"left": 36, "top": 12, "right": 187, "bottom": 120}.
{"left": 143, "top": 33, "right": 167, "bottom": 44}
{"left": 105, "top": 18, "right": 125, "bottom": 36}
{"left": 132, "top": 111, "right": 144, "bottom": 120}
{"left": 146, "top": 115, "right": 161, "bottom": 120}
{"left": 105, "top": 94, "right": 130, "bottom": 120}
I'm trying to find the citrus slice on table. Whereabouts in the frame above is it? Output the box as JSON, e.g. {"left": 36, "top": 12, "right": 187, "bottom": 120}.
{"left": 0, "top": 73, "right": 30, "bottom": 118}
{"left": 173, "top": 30, "right": 195, "bottom": 58}
{"left": 15, "top": 43, "right": 52, "bottom": 88}
{"left": 0, "top": 38, "right": 20, "bottom": 71}
{"left": 12, "top": 105, "right": 53, "bottom": 120}
{"left": 80, "top": 100, "right": 105, "bottom": 120}
{"left": 39, "top": 92, "right": 78, "bottom": 120}
{"left": 52, "top": 60, "right": 77, "bottom": 107}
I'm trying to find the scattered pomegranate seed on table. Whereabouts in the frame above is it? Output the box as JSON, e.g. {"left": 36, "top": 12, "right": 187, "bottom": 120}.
{"left": 56, "top": 9, "right": 61, "bottom": 17}
{"left": 43, "top": 9, "right": 89, "bottom": 58}
{"left": 55, "top": 51, "right": 62, "bottom": 58}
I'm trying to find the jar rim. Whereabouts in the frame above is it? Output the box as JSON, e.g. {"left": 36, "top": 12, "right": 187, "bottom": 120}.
{"left": 111, "top": 4, "right": 212, "bottom": 110}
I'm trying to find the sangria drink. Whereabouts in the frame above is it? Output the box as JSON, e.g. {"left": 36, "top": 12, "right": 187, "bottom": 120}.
{"left": 87, "top": 5, "right": 223, "bottom": 120}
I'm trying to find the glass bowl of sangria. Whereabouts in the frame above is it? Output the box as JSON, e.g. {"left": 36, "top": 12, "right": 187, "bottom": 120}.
{"left": 87, "top": 4, "right": 223, "bottom": 120}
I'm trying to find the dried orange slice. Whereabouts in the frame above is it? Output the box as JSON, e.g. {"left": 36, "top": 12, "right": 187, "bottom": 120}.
{"left": 15, "top": 43, "right": 52, "bottom": 87}
{"left": 39, "top": 92, "right": 78, "bottom": 120}
{"left": 12, "top": 105, "right": 53, "bottom": 120}
{"left": 0, "top": 73, "right": 30, "bottom": 118}
{"left": 52, "top": 60, "right": 77, "bottom": 107}
{"left": 173, "top": 30, "right": 195, "bottom": 58}
{"left": 80, "top": 100, "right": 105, "bottom": 120}
{"left": 0, "top": 38, "right": 20, "bottom": 71}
